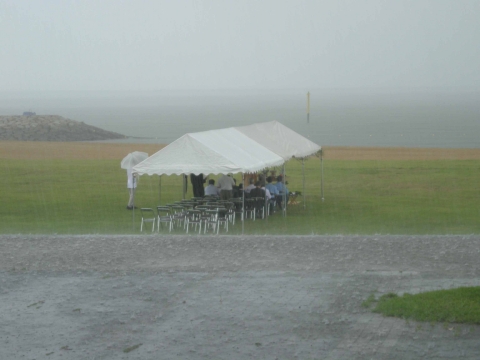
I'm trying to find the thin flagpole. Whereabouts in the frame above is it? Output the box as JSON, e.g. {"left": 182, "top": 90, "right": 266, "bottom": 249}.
{"left": 307, "top": 91, "right": 310, "bottom": 123}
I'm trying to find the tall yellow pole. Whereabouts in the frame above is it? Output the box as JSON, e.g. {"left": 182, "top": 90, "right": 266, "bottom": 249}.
{"left": 307, "top": 91, "right": 310, "bottom": 123}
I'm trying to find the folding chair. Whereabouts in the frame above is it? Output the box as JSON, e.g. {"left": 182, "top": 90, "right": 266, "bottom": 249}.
{"left": 244, "top": 198, "right": 256, "bottom": 220}
{"left": 252, "top": 197, "right": 265, "bottom": 219}
{"left": 216, "top": 208, "right": 229, "bottom": 234}
{"left": 140, "top": 208, "right": 156, "bottom": 232}
{"left": 156, "top": 206, "right": 173, "bottom": 232}
{"left": 203, "top": 209, "right": 219, "bottom": 234}
{"left": 195, "top": 205, "right": 210, "bottom": 211}
{"left": 232, "top": 199, "right": 244, "bottom": 224}
{"left": 195, "top": 206, "right": 211, "bottom": 228}
{"left": 220, "top": 202, "right": 235, "bottom": 224}
{"left": 170, "top": 204, "right": 187, "bottom": 229}
{"left": 267, "top": 196, "right": 276, "bottom": 216}
{"left": 185, "top": 209, "right": 202, "bottom": 234}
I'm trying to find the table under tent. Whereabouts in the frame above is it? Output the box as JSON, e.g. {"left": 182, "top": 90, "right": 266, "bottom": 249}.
{"left": 132, "top": 121, "right": 322, "bottom": 233}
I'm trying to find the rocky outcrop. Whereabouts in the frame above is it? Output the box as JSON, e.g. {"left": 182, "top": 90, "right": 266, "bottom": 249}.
{"left": 0, "top": 115, "right": 126, "bottom": 141}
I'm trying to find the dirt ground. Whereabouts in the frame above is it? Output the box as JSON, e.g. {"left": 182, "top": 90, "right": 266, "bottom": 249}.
{"left": 1, "top": 234, "right": 479, "bottom": 360}
{"left": 1, "top": 141, "right": 480, "bottom": 160}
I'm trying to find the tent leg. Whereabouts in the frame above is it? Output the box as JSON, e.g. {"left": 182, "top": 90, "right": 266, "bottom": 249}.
{"left": 302, "top": 158, "right": 306, "bottom": 209}
{"left": 282, "top": 164, "right": 286, "bottom": 217}
{"left": 263, "top": 170, "right": 268, "bottom": 220}
{"left": 242, "top": 172, "right": 245, "bottom": 235}
{"left": 320, "top": 150, "right": 324, "bottom": 202}
{"left": 159, "top": 175, "right": 162, "bottom": 205}
{"left": 182, "top": 174, "right": 186, "bottom": 200}
{"left": 132, "top": 176, "right": 136, "bottom": 232}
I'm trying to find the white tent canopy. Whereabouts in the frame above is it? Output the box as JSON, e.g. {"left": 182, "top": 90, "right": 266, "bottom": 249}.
{"left": 132, "top": 127, "right": 285, "bottom": 176}
{"left": 133, "top": 121, "right": 321, "bottom": 177}
{"left": 131, "top": 121, "right": 323, "bottom": 226}
{"left": 235, "top": 121, "right": 321, "bottom": 161}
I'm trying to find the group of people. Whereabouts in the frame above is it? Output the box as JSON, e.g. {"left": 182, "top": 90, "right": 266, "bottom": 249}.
{"left": 204, "top": 174, "right": 242, "bottom": 200}
{"left": 246, "top": 175, "right": 289, "bottom": 210}
{"left": 204, "top": 174, "right": 289, "bottom": 210}
{"left": 127, "top": 170, "right": 288, "bottom": 210}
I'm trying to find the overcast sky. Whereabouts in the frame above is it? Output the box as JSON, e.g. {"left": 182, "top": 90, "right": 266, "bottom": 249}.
{"left": 1, "top": 0, "right": 479, "bottom": 92}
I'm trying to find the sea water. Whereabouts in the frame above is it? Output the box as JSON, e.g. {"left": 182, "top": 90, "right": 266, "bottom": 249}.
{"left": 1, "top": 89, "right": 478, "bottom": 148}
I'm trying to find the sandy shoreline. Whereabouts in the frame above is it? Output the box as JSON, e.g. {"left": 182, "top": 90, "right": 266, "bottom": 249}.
{"left": 1, "top": 141, "right": 480, "bottom": 160}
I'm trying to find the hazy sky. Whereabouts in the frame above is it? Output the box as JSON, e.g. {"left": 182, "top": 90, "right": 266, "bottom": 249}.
{"left": 1, "top": 0, "right": 479, "bottom": 91}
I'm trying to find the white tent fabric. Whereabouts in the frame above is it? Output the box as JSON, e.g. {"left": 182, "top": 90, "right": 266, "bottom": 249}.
{"left": 235, "top": 121, "right": 321, "bottom": 160}
{"left": 132, "top": 127, "right": 285, "bottom": 176}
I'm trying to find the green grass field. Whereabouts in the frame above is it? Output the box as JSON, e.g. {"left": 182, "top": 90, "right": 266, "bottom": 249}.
{"left": 367, "top": 287, "right": 480, "bottom": 324}
{"left": 1, "top": 152, "right": 479, "bottom": 234}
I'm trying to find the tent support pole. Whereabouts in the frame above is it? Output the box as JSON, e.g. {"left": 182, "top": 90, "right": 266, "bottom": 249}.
{"left": 320, "top": 150, "right": 324, "bottom": 202}
{"left": 182, "top": 174, "right": 186, "bottom": 200}
{"left": 242, "top": 172, "right": 245, "bottom": 235}
{"left": 132, "top": 175, "right": 136, "bottom": 232}
{"left": 158, "top": 175, "right": 162, "bottom": 205}
{"left": 282, "top": 164, "right": 286, "bottom": 217}
{"left": 263, "top": 170, "right": 268, "bottom": 221}
{"left": 302, "top": 158, "right": 306, "bottom": 209}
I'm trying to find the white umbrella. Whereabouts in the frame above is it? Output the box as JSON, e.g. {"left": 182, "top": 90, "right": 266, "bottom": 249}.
{"left": 121, "top": 151, "right": 149, "bottom": 169}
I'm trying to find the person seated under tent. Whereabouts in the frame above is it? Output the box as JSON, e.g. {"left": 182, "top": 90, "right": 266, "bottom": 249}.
{"left": 244, "top": 178, "right": 256, "bottom": 194}
{"left": 204, "top": 179, "right": 219, "bottom": 196}
{"left": 265, "top": 176, "right": 279, "bottom": 213}
{"left": 275, "top": 175, "right": 289, "bottom": 209}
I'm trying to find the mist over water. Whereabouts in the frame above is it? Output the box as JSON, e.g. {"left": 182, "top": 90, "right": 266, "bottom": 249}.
{"left": 1, "top": 89, "right": 478, "bottom": 148}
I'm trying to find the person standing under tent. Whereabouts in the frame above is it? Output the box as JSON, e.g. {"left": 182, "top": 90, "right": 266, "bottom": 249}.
{"left": 190, "top": 173, "right": 206, "bottom": 197}
{"left": 217, "top": 174, "right": 235, "bottom": 200}
{"left": 126, "top": 168, "right": 137, "bottom": 210}
{"left": 232, "top": 178, "right": 240, "bottom": 198}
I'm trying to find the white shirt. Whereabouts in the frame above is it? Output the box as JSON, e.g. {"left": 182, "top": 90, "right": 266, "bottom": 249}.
{"left": 127, "top": 168, "right": 137, "bottom": 189}
{"left": 262, "top": 186, "right": 272, "bottom": 200}
{"left": 205, "top": 184, "right": 219, "bottom": 196}
{"left": 217, "top": 175, "right": 235, "bottom": 191}
{"left": 245, "top": 184, "right": 256, "bottom": 193}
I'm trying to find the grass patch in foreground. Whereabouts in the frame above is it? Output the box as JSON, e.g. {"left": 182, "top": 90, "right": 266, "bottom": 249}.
{"left": 366, "top": 287, "right": 480, "bottom": 324}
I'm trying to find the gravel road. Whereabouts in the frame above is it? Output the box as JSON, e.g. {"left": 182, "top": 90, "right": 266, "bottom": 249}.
{"left": 1, "top": 235, "right": 479, "bottom": 359}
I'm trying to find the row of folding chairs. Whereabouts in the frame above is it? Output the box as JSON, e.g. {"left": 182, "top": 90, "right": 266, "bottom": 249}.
{"left": 201, "top": 197, "right": 267, "bottom": 222}
{"left": 228, "top": 197, "right": 271, "bottom": 222}
{"left": 139, "top": 196, "right": 272, "bottom": 233}
{"left": 139, "top": 205, "right": 230, "bottom": 234}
